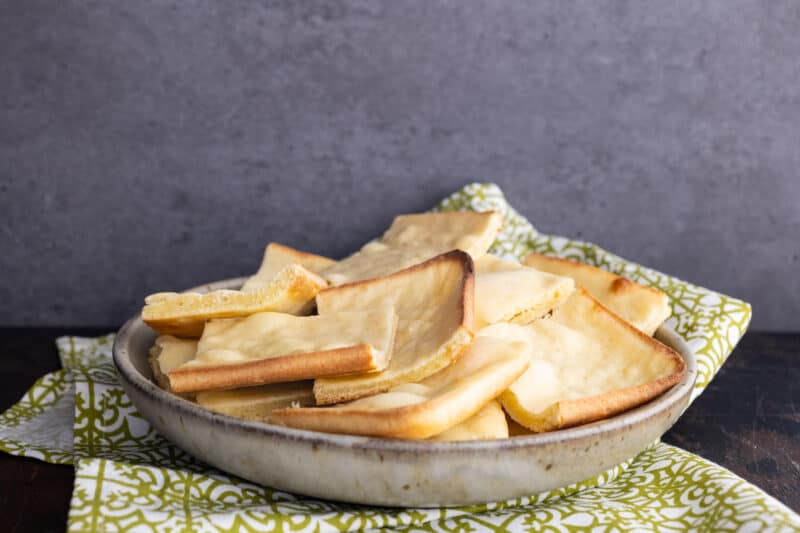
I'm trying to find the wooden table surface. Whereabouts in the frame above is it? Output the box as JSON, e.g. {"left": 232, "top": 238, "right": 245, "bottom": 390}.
{"left": 1, "top": 328, "right": 798, "bottom": 532}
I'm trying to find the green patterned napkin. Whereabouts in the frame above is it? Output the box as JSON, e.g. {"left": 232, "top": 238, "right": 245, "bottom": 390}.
{"left": 2, "top": 183, "right": 798, "bottom": 532}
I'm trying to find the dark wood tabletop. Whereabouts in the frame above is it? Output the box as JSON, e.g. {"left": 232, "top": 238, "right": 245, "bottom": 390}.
{"left": 1, "top": 328, "right": 797, "bottom": 532}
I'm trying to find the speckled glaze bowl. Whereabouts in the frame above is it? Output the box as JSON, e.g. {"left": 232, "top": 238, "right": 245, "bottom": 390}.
{"left": 113, "top": 277, "right": 697, "bottom": 507}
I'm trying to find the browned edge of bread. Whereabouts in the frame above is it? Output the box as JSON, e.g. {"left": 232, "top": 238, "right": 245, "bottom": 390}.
{"left": 504, "top": 286, "right": 687, "bottom": 432}
{"left": 524, "top": 252, "right": 669, "bottom": 300}
{"left": 318, "top": 248, "right": 475, "bottom": 334}
{"left": 168, "top": 344, "right": 380, "bottom": 393}
{"left": 311, "top": 249, "right": 476, "bottom": 405}
{"left": 274, "top": 347, "right": 527, "bottom": 439}
{"left": 142, "top": 264, "right": 328, "bottom": 338}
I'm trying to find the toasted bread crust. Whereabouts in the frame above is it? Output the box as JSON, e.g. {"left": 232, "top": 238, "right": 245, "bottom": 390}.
{"left": 312, "top": 250, "right": 476, "bottom": 405}
{"left": 321, "top": 211, "right": 500, "bottom": 286}
{"left": 551, "top": 365, "right": 684, "bottom": 429}
{"left": 501, "top": 287, "right": 686, "bottom": 433}
{"left": 523, "top": 253, "right": 671, "bottom": 335}
{"left": 502, "top": 365, "right": 684, "bottom": 433}
{"left": 524, "top": 253, "right": 669, "bottom": 300}
{"left": 168, "top": 344, "right": 380, "bottom": 393}
{"left": 313, "top": 328, "right": 473, "bottom": 405}
{"left": 274, "top": 350, "right": 528, "bottom": 439}
{"left": 320, "top": 248, "right": 475, "bottom": 304}
{"left": 142, "top": 265, "right": 327, "bottom": 337}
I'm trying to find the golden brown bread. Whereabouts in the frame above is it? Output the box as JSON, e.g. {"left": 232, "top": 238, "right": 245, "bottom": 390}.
{"left": 523, "top": 253, "right": 671, "bottom": 335}
{"left": 148, "top": 335, "right": 198, "bottom": 391}
{"left": 241, "top": 243, "right": 336, "bottom": 293}
{"left": 312, "top": 250, "right": 476, "bottom": 405}
{"left": 272, "top": 324, "right": 531, "bottom": 439}
{"left": 142, "top": 264, "right": 327, "bottom": 338}
{"left": 500, "top": 288, "right": 686, "bottom": 433}
{"left": 143, "top": 209, "right": 687, "bottom": 439}
{"left": 168, "top": 308, "right": 398, "bottom": 393}
{"left": 429, "top": 400, "right": 509, "bottom": 441}
{"left": 322, "top": 211, "right": 502, "bottom": 286}
{"left": 474, "top": 254, "right": 575, "bottom": 328}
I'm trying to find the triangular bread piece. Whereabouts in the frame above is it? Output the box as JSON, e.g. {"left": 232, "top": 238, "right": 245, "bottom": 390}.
{"left": 524, "top": 253, "right": 671, "bottom": 335}
{"left": 241, "top": 243, "right": 335, "bottom": 292}
{"left": 196, "top": 382, "right": 314, "bottom": 423}
{"left": 272, "top": 324, "right": 531, "bottom": 439}
{"left": 312, "top": 251, "right": 475, "bottom": 405}
{"left": 475, "top": 255, "right": 575, "bottom": 329}
{"left": 322, "top": 211, "right": 502, "bottom": 286}
{"left": 429, "top": 400, "right": 508, "bottom": 441}
{"left": 167, "top": 307, "right": 398, "bottom": 393}
{"left": 501, "top": 288, "right": 686, "bottom": 433}
{"left": 142, "top": 264, "right": 327, "bottom": 338}
{"left": 148, "top": 335, "right": 198, "bottom": 391}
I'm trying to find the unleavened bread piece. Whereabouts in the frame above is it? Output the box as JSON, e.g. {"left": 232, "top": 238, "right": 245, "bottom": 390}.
{"left": 313, "top": 250, "right": 476, "bottom": 404}
{"left": 430, "top": 400, "right": 508, "bottom": 441}
{"left": 321, "top": 211, "right": 502, "bottom": 286}
{"left": 501, "top": 288, "right": 686, "bottom": 433}
{"left": 196, "top": 382, "right": 315, "bottom": 423}
{"left": 167, "top": 307, "right": 398, "bottom": 393}
{"left": 198, "top": 380, "right": 508, "bottom": 439}
{"left": 142, "top": 264, "right": 327, "bottom": 338}
{"left": 148, "top": 335, "right": 198, "bottom": 391}
{"left": 272, "top": 323, "right": 532, "bottom": 439}
{"left": 241, "top": 243, "right": 336, "bottom": 292}
{"left": 524, "top": 253, "right": 671, "bottom": 335}
{"left": 474, "top": 255, "right": 575, "bottom": 329}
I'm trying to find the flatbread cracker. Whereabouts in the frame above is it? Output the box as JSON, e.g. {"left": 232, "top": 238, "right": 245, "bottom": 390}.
{"left": 475, "top": 255, "right": 575, "bottom": 328}
{"left": 322, "top": 211, "right": 502, "bottom": 286}
{"left": 501, "top": 288, "right": 686, "bottom": 433}
{"left": 241, "top": 243, "right": 335, "bottom": 292}
{"left": 196, "top": 381, "right": 314, "bottom": 423}
{"left": 168, "top": 307, "right": 398, "bottom": 393}
{"left": 312, "top": 251, "right": 475, "bottom": 405}
{"left": 148, "top": 335, "right": 198, "bottom": 390}
{"left": 142, "top": 264, "right": 327, "bottom": 338}
{"left": 429, "top": 400, "right": 508, "bottom": 441}
{"left": 272, "top": 324, "right": 531, "bottom": 439}
{"left": 524, "top": 253, "right": 671, "bottom": 335}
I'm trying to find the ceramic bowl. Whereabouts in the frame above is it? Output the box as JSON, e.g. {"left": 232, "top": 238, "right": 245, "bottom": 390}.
{"left": 113, "top": 277, "right": 697, "bottom": 507}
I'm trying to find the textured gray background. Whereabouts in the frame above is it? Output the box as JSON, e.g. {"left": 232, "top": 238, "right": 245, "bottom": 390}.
{"left": 1, "top": 1, "right": 799, "bottom": 330}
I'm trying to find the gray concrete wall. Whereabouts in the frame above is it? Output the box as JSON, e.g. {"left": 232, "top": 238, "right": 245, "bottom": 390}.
{"left": 1, "top": 1, "right": 799, "bottom": 330}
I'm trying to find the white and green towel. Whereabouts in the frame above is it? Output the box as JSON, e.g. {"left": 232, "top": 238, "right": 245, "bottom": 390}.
{"left": 2, "top": 183, "right": 797, "bottom": 531}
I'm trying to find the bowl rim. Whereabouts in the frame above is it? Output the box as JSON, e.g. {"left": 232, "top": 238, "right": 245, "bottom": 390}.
{"left": 113, "top": 276, "right": 698, "bottom": 454}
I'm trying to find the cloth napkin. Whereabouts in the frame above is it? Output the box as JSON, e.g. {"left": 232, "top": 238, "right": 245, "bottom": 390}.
{"left": 2, "top": 183, "right": 798, "bottom": 532}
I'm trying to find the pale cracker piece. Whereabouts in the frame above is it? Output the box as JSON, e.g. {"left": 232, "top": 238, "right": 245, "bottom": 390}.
{"left": 312, "top": 250, "right": 476, "bottom": 405}
{"left": 501, "top": 288, "right": 686, "bottom": 433}
{"left": 474, "top": 254, "right": 574, "bottom": 329}
{"left": 241, "top": 243, "right": 335, "bottom": 293}
{"left": 524, "top": 253, "right": 671, "bottom": 335}
{"left": 273, "top": 324, "right": 531, "bottom": 439}
{"left": 322, "top": 211, "right": 502, "bottom": 286}
{"left": 142, "top": 264, "right": 327, "bottom": 338}
{"left": 168, "top": 307, "right": 398, "bottom": 393}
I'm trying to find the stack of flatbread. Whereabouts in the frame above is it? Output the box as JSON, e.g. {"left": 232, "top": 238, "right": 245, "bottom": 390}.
{"left": 143, "top": 212, "right": 686, "bottom": 440}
